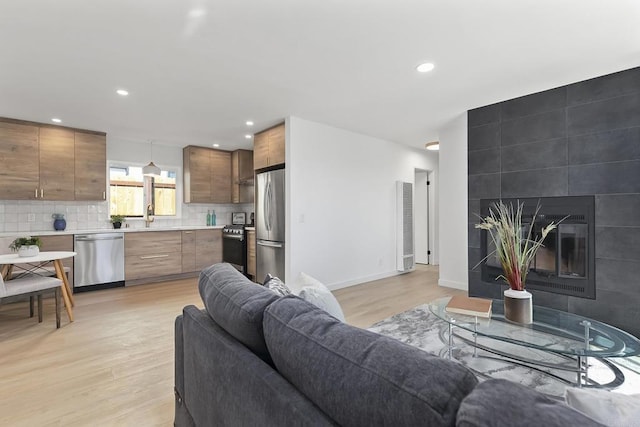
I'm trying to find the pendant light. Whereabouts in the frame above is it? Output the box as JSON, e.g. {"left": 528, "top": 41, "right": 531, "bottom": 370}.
{"left": 143, "top": 141, "right": 161, "bottom": 177}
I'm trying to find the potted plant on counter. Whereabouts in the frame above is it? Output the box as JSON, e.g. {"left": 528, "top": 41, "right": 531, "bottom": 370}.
{"left": 9, "top": 236, "right": 43, "bottom": 257}
{"left": 110, "top": 215, "right": 126, "bottom": 229}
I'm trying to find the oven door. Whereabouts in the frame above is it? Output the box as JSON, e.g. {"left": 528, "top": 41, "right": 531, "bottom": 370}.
{"left": 222, "top": 234, "right": 247, "bottom": 273}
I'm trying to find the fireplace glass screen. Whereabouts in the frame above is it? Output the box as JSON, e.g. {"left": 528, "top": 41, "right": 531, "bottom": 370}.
{"left": 559, "top": 224, "right": 587, "bottom": 278}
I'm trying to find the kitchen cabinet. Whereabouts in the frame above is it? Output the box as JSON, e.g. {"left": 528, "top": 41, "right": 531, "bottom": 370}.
{"left": 0, "top": 120, "right": 40, "bottom": 200}
{"left": 0, "top": 117, "right": 107, "bottom": 201}
{"left": 74, "top": 132, "right": 107, "bottom": 200}
{"left": 247, "top": 229, "right": 256, "bottom": 280}
{"left": 232, "top": 149, "right": 254, "bottom": 204}
{"left": 181, "top": 230, "right": 196, "bottom": 273}
{"left": 39, "top": 127, "right": 75, "bottom": 200}
{"left": 194, "top": 229, "right": 222, "bottom": 271}
{"left": 211, "top": 150, "right": 232, "bottom": 204}
{"left": 183, "top": 146, "right": 231, "bottom": 204}
{"left": 124, "top": 231, "right": 182, "bottom": 280}
{"left": 253, "top": 123, "right": 285, "bottom": 170}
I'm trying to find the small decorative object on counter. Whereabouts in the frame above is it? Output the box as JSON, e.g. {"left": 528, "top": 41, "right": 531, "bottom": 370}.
{"left": 9, "top": 236, "right": 42, "bottom": 258}
{"left": 206, "top": 210, "right": 211, "bottom": 226}
{"left": 211, "top": 210, "right": 216, "bottom": 226}
{"left": 110, "top": 215, "right": 126, "bottom": 229}
{"left": 52, "top": 213, "right": 66, "bottom": 231}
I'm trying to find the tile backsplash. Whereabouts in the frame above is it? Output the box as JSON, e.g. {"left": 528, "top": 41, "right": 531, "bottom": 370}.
{"left": 0, "top": 200, "right": 253, "bottom": 233}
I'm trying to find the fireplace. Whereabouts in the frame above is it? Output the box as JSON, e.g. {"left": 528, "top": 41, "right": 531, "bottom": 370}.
{"left": 480, "top": 196, "right": 595, "bottom": 299}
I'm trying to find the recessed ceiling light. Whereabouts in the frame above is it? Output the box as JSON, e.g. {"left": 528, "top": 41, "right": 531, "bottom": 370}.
{"left": 245, "top": 134, "right": 252, "bottom": 139}
{"left": 416, "top": 62, "right": 435, "bottom": 73}
{"left": 51, "top": 118, "right": 62, "bottom": 123}
{"left": 188, "top": 8, "right": 206, "bottom": 18}
{"left": 245, "top": 120, "right": 254, "bottom": 126}
{"left": 425, "top": 141, "right": 439, "bottom": 151}
{"left": 212, "top": 143, "right": 220, "bottom": 148}
{"left": 116, "top": 89, "right": 129, "bottom": 96}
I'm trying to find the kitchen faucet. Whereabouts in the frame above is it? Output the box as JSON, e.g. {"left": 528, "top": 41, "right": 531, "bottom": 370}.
{"left": 145, "top": 204, "right": 155, "bottom": 228}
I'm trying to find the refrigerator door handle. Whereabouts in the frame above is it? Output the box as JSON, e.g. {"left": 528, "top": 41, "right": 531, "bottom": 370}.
{"left": 257, "top": 240, "right": 283, "bottom": 248}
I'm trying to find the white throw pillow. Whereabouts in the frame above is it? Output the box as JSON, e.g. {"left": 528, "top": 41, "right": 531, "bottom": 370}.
{"left": 565, "top": 388, "right": 640, "bottom": 427}
{"left": 298, "top": 286, "right": 345, "bottom": 322}
{"left": 289, "top": 271, "right": 327, "bottom": 295}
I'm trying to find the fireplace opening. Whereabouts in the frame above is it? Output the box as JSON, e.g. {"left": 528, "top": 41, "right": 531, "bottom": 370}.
{"left": 480, "top": 196, "right": 595, "bottom": 299}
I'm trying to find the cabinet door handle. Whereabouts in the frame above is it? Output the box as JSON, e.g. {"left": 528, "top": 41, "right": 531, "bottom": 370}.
{"left": 139, "top": 254, "right": 169, "bottom": 260}
{"left": 184, "top": 231, "right": 193, "bottom": 234}
{"left": 35, "top": 188, "right": 39, "bottom": 198}
{"left": 40, "top": 189, "right": 44, "bottom": 198}
{"left": 103, "top": 191, "right": 106, "bottom": 200}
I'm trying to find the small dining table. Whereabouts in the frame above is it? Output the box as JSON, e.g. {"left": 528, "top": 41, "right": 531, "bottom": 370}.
{"left": 0, "top": 251, "right": 76, "bottom": 322}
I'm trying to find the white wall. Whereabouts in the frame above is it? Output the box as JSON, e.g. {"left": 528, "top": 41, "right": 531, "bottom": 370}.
{"left": 437, "top": 113, "right": 468, "bottom": 290}
{"left": 286, "top": 116, "right": 439, "bottom": 289}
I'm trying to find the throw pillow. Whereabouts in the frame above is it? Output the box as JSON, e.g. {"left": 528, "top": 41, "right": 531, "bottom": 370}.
{"left": 565, "top": 388, "right": 640, "bottom": 427}
{"left": 287, "top": 271, "right": 325, "bottom": 295}
{"left": 263, "top": 274, "right": 292, "bottom": 297}
{"left": 298, "top": 286, "right": 345, "bottom": 322}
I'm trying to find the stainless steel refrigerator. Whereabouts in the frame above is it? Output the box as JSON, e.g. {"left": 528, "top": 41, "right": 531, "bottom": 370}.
{"left": 256, "top": 168, "right": 285, "bottom": 281}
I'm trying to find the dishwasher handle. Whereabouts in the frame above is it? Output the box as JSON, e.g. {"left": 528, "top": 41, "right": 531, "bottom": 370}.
{"left": 75, "top": 235, "right": 124, "bottom": 241}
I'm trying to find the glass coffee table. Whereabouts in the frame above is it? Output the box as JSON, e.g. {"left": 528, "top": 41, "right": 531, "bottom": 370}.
{"left": 429, "top": 296, "right": 640, "bottom": 389}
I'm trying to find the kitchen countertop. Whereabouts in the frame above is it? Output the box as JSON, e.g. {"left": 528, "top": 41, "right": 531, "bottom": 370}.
{"left": 245, "top": 227, "right": 255, "bottom": 231}
{"left": 0, "top": 225, "right": 225, "bottom": 238}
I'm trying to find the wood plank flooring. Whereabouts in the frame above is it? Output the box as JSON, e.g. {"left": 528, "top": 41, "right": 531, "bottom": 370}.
{"left": 0, "top": 264, "right": 463, "bottom": 426}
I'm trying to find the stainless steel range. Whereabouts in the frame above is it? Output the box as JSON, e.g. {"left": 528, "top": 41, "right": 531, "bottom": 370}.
{"left": 222, "top": 224, "right": 247, "bottom": 274}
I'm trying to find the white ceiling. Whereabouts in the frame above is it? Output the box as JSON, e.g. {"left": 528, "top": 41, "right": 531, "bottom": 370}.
{"left": 1, "top": 1, "right": 639, "bottom": 151}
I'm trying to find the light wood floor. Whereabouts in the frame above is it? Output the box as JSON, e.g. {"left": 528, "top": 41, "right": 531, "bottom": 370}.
{"left": 0, "top": 265, "right": 463, "bottom": 426}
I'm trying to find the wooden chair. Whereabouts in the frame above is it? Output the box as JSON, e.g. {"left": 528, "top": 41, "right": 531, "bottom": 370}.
{"left": 0, "top": 274, "right": 63, "bottom": 328}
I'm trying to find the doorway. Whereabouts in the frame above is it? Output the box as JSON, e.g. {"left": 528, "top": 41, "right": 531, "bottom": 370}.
{"left": 414, "top": 169, "right": 435, "bottom": 265}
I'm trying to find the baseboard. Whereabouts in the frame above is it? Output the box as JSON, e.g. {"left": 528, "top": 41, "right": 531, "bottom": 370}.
{"left": 438, "top": 279, "right": 468, "bottom": 291}
{"left": 327, "top": 270, "right": 401, "bottom": 291}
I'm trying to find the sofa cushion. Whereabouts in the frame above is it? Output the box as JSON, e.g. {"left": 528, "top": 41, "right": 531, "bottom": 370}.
{"left": 456, "top": 379, "right": 605, "bottom": 427}
{"left": 263, "top": 296, "right": 479, "bottom": 427}
{"left": 198, "top": 263, "right": 280, "bottom": 363}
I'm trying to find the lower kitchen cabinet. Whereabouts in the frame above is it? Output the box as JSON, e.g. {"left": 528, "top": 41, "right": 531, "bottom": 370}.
{"left": 124, "top": 231, "right": 182, "bottom": 280}
{"left": 195, "top": 229, "right": 222, "bottom": 271}
{"left": 181, "top": 230, "right": 196, "bottom": 273}
{"left": 247, "top": 229, "right": 256, "bottom": 280}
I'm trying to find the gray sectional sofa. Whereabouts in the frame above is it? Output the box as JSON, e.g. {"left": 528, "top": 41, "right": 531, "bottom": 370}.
{"left": 174, "top": 263, "right": 603, "bottom": 426}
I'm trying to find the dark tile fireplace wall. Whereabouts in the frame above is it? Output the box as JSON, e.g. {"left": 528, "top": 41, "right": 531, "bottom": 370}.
{"left": 467, "top": 66, "right": 640, "bottom": 338}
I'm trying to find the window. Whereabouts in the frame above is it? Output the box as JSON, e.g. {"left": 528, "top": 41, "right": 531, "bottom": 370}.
{"left": 109, "top": 166, "right": 177, "bottom": 217}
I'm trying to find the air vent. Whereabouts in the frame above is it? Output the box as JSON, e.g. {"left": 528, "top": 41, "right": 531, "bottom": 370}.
{"left": 397, "top": 181, "right": 415, "bottom": 273}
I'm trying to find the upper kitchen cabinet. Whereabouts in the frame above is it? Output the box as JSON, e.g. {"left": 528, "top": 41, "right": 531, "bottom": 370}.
{"left": 211, "top": 150, "right": 231, "bottom": 204}
{"left": 232, "top": 149, "right": 254, "bottom": 203}
{"left": 0, "top": 120, "right": 40, "bottom": 199}
{"left": 253, "top": 123, "right": 285, "bottom": 170}
{"left": 39, "top": 127, "right": 75, "bottom": 200}
{"left": 0, "top": 118, "right": 107, "bottom": 201}
{"left": 74, "top": 131, "right": 107, "bottom": 200}
{"left": 183, "top": 146, "right": 231, "bottom": 203}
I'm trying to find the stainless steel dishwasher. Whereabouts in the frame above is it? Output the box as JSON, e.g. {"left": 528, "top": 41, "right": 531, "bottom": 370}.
{"left": 74, "top": 233, "right": 125, "bottom": 292}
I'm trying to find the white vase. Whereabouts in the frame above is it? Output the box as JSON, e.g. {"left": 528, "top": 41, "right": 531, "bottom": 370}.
{"left": 503, "top": 289, "right": 533, "bottom": 324}
{"left": 18, "top": 245, "right": 40, "bottom": 257}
